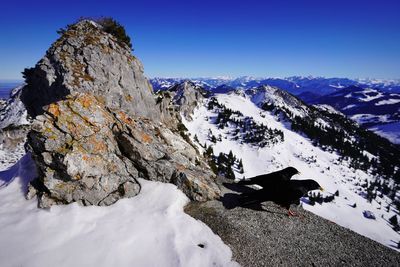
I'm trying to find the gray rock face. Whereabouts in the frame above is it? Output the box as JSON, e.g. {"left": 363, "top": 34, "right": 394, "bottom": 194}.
{"left": 156, "top": 81, "right": 208, "bottom": 126}
{"left": 21, "top": 20, "right": 159, "bottom": 121}
{"left": 169, "top": 81, "right": 208, "bottom": 121}
{"left": 27, "top": 93, "right": 141, "bottom": 207}
{"left": 27, "top": 93, "right": 219, "bottom": 207}
{"left": 0, "top": 85, "right": 30, "bottom": 165}
{"left": 22, "top": 20, "right": 220, "bottom": 207}
{"left": 0, "top": 85, "right": 29, "bottom": 129}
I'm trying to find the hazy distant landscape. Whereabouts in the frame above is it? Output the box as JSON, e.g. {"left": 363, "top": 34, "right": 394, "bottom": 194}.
{"left": 0, "top": 81, "right": 22, "bottom": 98}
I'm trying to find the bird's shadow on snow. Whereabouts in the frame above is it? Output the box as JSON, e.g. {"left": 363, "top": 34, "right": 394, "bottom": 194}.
{"left": 0, "top": 153, "right": 37, "bottom": 194}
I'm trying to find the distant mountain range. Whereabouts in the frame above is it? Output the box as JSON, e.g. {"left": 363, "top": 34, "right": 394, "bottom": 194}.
{"left": 0, "top": 81, "right": 23, "bottom": 99}
{"left": 150, "top": 76, "right": 400, "bottom": 95}
{"left": 150, "top": 77, "right": 400, "bottom": 144}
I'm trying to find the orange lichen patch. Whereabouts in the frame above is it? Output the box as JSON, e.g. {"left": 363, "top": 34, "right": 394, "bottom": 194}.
{"left": 47, "top": 103, "right": 60, "bottom": 117}
{"left": 118, "top": 111, "right": 134, "bottom": 125}
{"left": 78, "top": 94, "right": 93, "bottom": 108}
{"left": 125, "top": 94, "right": 133, "bottom": 102}
{"left": 66, "top": 123, "right": 79, "bottom": 138}
{"left": 73, "top": 174, "right": 82, "bottom": 180}
{"left": 95, "top": 95, "right": 106, "bottom": 105}
{"left": 141, "top": 133, "right": 152, "bottom": 143}
{"left": 82, "top": 155, "right": 89, "bottom": 161}
{"left": 86, "top": 136, "right": 108, "bottom": 153}
{"left": 176, "top": 164, "right": 186, "bottom": 172}
{"left": 82, "top": 73, "right": 95, "bottom": 82}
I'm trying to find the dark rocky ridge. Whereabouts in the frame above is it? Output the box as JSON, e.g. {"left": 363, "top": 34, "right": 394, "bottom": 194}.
{"left": 21, "top": 20, "right": 220, "bottom": 208}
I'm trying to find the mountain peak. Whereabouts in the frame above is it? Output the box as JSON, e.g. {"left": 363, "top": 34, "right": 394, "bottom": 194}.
{"left": 21, "top": 19, "right": 158, "bottom": 121}
{"left": 14, "top": 19, "right": 221, "bottom": 208}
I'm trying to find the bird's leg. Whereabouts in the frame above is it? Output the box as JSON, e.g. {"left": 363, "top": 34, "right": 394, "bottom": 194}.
{"left": 287, "top": 209, "right": 297, "bottom": 217}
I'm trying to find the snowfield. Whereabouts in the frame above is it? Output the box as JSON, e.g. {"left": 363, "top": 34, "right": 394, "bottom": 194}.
{"left": 183, "top": 93, "right": 400, "bottom": 251}
{"left": 370, "top": 122, "right": 400, "bottom": 145}
{"left": 0, "top": 155, "right": 238, "bottom": 267}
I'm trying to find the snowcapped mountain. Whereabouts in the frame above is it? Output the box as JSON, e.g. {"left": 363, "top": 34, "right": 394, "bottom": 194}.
{"left": 151, "top": 77, "right": 400, "bottom": 145}
{"left": 0, "top": 81, "right": 23, "bottom": 99}
{"left": 309, "top": 86, "right": 400, "bottom": 144}
{"left": 0, "top": 85, "right": 31, "bottom": 176}
{"left": 173, "top": 83, "right": 400, "bottom": 250}
{"left": 0, "top": 85, "right": 29, "bottom": 129}
{"left": 150, "top": 76, "right": 400, "bottom": 95}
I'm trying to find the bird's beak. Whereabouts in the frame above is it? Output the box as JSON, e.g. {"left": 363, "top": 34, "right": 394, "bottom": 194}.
{"left": 319, "top": 187, "right": 324, "bottom": 192}
{"left": 297, "top": 171, "right": 301, "bottom": 175}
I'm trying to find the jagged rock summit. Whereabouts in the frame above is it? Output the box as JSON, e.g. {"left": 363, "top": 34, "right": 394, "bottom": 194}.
{"left": 22, "top": 19, "right": 220, "bottom": 208}
{"left": 21, "top": 20, "right": 158, "bottom": 121}
{"left": 156, "top": 80, "right": 209, "bottom": 124}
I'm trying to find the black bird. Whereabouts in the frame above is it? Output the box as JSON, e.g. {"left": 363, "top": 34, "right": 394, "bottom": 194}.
{"left": 239, "top": 178, "right": 323, "bottom": 216}
{"left": 237, "top": 167, "right": 300, "bottom": 189}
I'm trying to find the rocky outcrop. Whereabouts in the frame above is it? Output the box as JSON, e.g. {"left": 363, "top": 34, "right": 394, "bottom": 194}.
{"left": 21, "top": 20, "right": 159, "bottom": 121}
{"left": 26, "top": 93, "right": 141, "bottom": 207}
{"left": 0, "top": 85, "right": 30, "bottom": 164}
{"left": 157, "top": 81, "right": 208, "bottom": 125}
{"left": 22, "top": 20, "right": 220, "bottom": 207}
{"left": 27, "top": 93, "right": 219, "bottom": 207}
{"left": 0, "top": 85, "right": 29, "bottom": 129}
{"left": 169, "top": 81, "right": 209, "bottom": 120}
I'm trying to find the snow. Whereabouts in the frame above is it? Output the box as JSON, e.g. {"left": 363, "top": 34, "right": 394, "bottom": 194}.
{"left": 344, "top": 93, "right": 352, "bottom": 98}
{"left": 359, "top": 88, "right": 384, "bottom": 102}
{"left": 370, "top": 122, "right": 400, "bottom": 144}
{"left": 183, "top": 93, "right": 400, "bottom": 251}
{"left": 0, "top": 154, "right": 238, "bottom": 267}
{"left": 350, "top": 114, "right": 392, "bottom": 124}
{"left": 249, "top": 86, "right": 308, "bottom": 118}
{"left": 342, "top": 104, "right": 356, "bottom": 110}
{"left": 329, "top": 84, "right": 345, "bottom": 89}
{"left": 314, "top": 104, "right": 344, "bottom": 116}
{"left": 375, "top": 98, "right": 400, "bottom": 106}
{"left": 344, "top": 88, "right": 384, "bottom": 102}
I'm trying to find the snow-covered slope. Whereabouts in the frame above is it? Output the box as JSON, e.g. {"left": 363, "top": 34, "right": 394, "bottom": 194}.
{"left": 0, "top": 154, "right": 238, "bottom": 267}
{"left": 182, "top": 92, "right": 400, "bottom": 251}
{"left": 310, "top": 86, "right": 400, "bottom": 143}
{"left": 369, "top": 122, "right": 400, "bottom": 145}
{"left": 0, "top": 85, "right": 29, "bottom": 129}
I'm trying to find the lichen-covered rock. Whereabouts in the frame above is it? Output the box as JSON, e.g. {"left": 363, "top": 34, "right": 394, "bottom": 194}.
{"left": 22, "top": 20, "right": 220, "bottom": 208}
{"left": 27, "top": 93, "right": 141, "bottom": 207}
{"left": 112, "top": 107, "right": 220, "bottom": 202}
{"left": 26, "top": 92, "right": 220, "bottom": 207}
{"left": 21, "top": 20, "right": 159, "bottom": 121}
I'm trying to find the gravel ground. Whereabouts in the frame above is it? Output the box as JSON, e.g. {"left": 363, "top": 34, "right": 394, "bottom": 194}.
{"left": 185, "top": 178, "right": 400, "bottom": 266}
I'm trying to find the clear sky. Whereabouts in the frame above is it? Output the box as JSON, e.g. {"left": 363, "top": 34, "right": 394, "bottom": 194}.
{"left": 1, "top": 0, "right": 399, "bottom": 80}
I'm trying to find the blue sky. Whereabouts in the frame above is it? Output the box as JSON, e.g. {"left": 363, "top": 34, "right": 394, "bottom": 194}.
{"left": 1, "top": 0, "right": 399, "bottom": 80}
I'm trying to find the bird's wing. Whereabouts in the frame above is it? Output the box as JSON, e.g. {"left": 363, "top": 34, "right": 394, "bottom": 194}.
{"left": 287, "top": 180, "right": 312, "bottom": 196}
{"left": 238, "top": 170, "right": 286, "bottom": 186}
